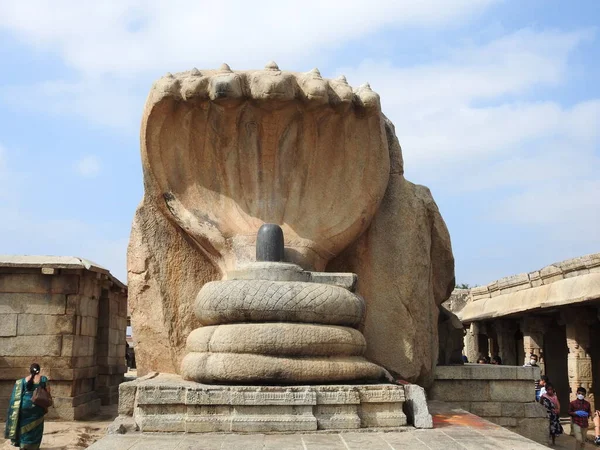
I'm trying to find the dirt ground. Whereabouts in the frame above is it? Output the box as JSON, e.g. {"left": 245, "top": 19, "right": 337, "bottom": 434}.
{"left": 0, "top": 404, "right": 117, "bottom": 450}
{"left": 550, "top": 422, "right": 598, "bottom": 449}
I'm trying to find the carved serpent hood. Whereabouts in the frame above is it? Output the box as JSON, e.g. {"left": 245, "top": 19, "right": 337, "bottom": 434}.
{"left": 142, "top": 62, "right": 390, "bottom": 273}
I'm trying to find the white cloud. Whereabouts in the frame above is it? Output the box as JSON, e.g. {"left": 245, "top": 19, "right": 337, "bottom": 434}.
{"left": 338, "top": 29, "right": 595, "bottom": 169}
{"left": 0, "top": 0, "right": 499, "bottom": 132}
{"left": 0, "top": 0, "right": 497, "bottom": 76}
{"left": 74, "top": 155, "right": 101, "bottom": 177}
{"left": 338, "top": 28, "right": 600, "bottom": 258}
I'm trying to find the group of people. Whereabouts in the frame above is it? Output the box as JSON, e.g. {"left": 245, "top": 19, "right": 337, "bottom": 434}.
{"left": 474, "top": 355, "right": 503, "bottom": 364}
{"left": 537, "top": 375, "right": 600, "bottom": 448}
{"left": 471, "top": 353, "right": 600, "bottom": 447}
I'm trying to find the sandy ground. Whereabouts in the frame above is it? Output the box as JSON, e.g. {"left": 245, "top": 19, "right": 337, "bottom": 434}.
{"left": 1, "top": 404, "right": 117, "bottom": 450}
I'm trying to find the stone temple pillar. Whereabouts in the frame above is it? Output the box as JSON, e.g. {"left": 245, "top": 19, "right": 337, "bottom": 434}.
{"left": 464, "top": 322, "right": 480, "bottom": 363}
{"left": 564, "top": 309, "right": 595, "bottom": 411}
{"left": 488, "top": 332, "right": 499, "bottom": 359}
{"left": 520, "top": 317, "right": 548, "bottom": 373}
{"left": 495, "top": 320, "right": 518, "bottom": 366}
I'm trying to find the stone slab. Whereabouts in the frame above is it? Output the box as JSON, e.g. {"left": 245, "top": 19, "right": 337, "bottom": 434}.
{"left": 0, "top": 335, "right": 62, "bottom": 357}
{"left": 469, "top": 401, "right": 502, "bottom": 417}
{"left": 0, "top": 293, "right": 67, "bottom": 315}
{"left": 488, "top": 380, "right": 535, "bottom": 402}
{"left": 0, "top": 313, "right": 17, "bottom": 336}
{"left": 435, "top": 364, "right": 539, "bottom": 381}
{"left": 17, "top": 313, "right": 76, "bottom": 335}
{"left": 91, "top": 400, "right": 548, "bottom": 449}
{"left": 119, "top": 373, "right": 411, "bottom": 433}
{"left": 402, "top": 383, "right": 433, "bottom": 428}
{"left": 432, "top": 366, "right": 539, "bottom": 404}
{"left": 0, "top": 273, "right": 80, "bottom": 295}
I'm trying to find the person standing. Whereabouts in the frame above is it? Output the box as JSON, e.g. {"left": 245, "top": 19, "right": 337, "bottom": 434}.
{"left": 540, "top": 383, "right": 563, "bottom": 446}
{"left": 524, "top": 354, "right": 543, "bottom": 400}
{"left": 568, "top": 387, "right": 592, "bottom": 449}
{"left": 4, "top": 363, "right": 51, "bottom": 450}
{"left": 539, "top": 375, "right": 549, "bottom": 396}
{"left": 524, "top": 353, "right": 539, "bottom": 367}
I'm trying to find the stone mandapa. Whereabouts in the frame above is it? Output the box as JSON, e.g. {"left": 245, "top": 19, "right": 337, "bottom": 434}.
{"left": 128, "top": 64, "right": 455, "bottom": 385}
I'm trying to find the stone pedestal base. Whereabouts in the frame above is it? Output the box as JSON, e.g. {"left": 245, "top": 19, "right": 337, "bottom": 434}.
{"left": 119, "top": 373, "right": 409, "bottom": 433}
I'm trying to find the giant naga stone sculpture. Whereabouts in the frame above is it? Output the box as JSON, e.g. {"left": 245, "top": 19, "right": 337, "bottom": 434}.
{"left": 183, "top": 223, "right": 388, "bottom": 383}
{"left": 129, "top": 62, "right": 455, "bottom": 386}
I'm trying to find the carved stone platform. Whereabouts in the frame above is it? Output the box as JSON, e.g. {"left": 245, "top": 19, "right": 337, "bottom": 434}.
{"left": 118, "top": 373, "right": 412, "bottom": 433}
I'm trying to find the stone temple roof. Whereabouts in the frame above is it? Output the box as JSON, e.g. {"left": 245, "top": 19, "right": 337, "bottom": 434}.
{"left": 458, "top": 252, "right": 600, "bottom": 323}
{"left": 0, "top": 255, "right": 126, "bottom": 289}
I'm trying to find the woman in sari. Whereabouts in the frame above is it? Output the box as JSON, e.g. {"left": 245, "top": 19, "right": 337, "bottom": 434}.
{"left": 4, "top": 363, "right": 50, "bottom": 450}
{"left": 540, "top": 383, "right": 562, "bottom": 446}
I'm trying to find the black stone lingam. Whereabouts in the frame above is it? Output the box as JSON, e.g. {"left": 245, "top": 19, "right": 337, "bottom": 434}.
{"left": 256, "top": 223, "right": 285, "bottom": 262}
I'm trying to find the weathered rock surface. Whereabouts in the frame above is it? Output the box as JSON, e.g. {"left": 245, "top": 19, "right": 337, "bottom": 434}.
{"left": 128, "top": 65, "right": 455, "bottom": 384}
{"left": 181, "top": 352, "right": 389, "bottom": 384}
{"left": 437, "top": 305, "right": 465, "bottom": 365}
{"left": 186, "top": 323, "right": 366, "bottom": 356}
{"left": 184, "top": 268, "right": 384, "bottom": 383}
{"left": 195, "top": 279, "right": 364, "bottom": 326}
{"left": 128, "top": 202, "right": 219, "bottom": 375}
{"left": 141, "top": 65, "right": 390, "bottom": 273}
{"left": 328, "top": 119, "right": 455, "bottom": 386}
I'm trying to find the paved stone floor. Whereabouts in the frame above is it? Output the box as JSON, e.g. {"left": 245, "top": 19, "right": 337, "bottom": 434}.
{"left": 88, "top": 402, "right": 548, "bottom": 449}
{"left": 88, "top": 428, "right": 548, "bottom": 449}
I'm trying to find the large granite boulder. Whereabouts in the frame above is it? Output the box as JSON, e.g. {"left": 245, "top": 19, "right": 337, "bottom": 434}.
{"left": 437, "top": 305, "right": 465, "bottom": 366}
{"left": 328, "top": 119, "right": 455, "bottom": 385}
{"left": 128, "top": 63, "right": 454, "bottom": 386}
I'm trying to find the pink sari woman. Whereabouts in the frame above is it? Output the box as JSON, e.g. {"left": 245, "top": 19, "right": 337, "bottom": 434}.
{"left": 540, "top": 383, "right": 563, "bottom": 446}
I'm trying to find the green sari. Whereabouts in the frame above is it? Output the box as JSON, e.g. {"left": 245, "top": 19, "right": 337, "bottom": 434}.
{"left": 4, "top": 376, "right": 48, "bottom": 449}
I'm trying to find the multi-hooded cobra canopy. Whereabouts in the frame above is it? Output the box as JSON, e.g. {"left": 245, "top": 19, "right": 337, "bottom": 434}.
{"left": 142, "top": 62, "right": 390, "bottom": 273}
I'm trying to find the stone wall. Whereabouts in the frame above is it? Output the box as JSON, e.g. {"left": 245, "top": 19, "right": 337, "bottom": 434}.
{"left": 466, "top": 253, "right": 600, "bottom": 305}
{"left": 431, "top": 365, "right": 547, "bottom": 444}
{"left": 115, "top": 372, "right": 434, "bottom": 433}
{"left": 443, "top": 288, "right": 470, "bottom": 314}
{"left": 0, "top": 256, "right": 126, "bottom": 419}
{"left": 96, "top": 286, "right": 128, "bottom": 406}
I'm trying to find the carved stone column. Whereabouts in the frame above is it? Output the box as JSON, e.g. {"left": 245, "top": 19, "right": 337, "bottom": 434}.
{"left": 563, "top": 308, "right": 595, "bottom": 410}
{"left": 495, "top": 320, "right": 518, "bottom": 366}
{"left": 520, "top": 316, "right": 549, "bottom": 373}
{"left": 464, "top": 322, "right": 480, "bottom": 363}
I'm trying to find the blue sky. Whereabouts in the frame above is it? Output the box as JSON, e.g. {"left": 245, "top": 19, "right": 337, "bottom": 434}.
{"left": 0, "top": 0, "right": 598, "bottom": 285}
